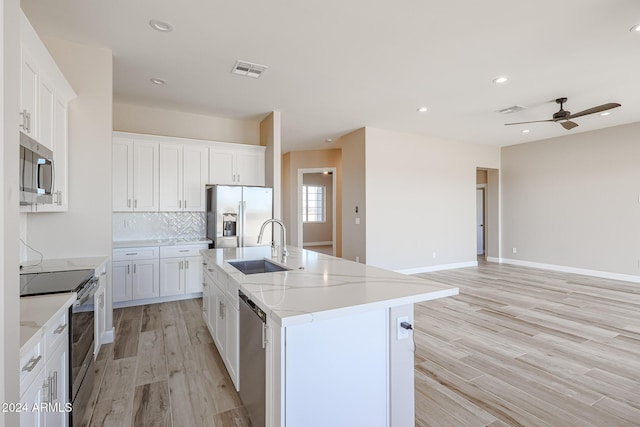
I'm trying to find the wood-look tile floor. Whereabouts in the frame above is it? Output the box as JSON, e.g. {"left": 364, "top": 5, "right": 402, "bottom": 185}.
{"left": 83, "top": 299, "right": 250, "bottom": 427}
{"left": 414, "top": 262, "right": 640, "bottom": 427}
{"left": 85, "top": 262, "right": 640, "bottom": 426}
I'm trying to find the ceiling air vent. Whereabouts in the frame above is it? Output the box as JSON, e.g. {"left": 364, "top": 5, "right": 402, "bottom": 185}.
{"left": 231, "top": 60, "right": 268, "bottom": 78}
{"left": 497, "top": 105, "right": 527, "bottom": 114}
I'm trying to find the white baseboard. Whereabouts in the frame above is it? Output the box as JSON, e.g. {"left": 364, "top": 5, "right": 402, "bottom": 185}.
{"left": 101, "top": 327, "right": 115, "bottom": 344}
{"left": 486, "top": 257, "right": 501, "bottom": 263}
{"left": 396, "top": 261, "right": 478, "bottom": 275}
{"left": 303, "top": 241, "right": 333, "bottom": 247}
{"left": 500, "top": 258, "right": 640, "bottom": 283}
{"left": 113, "top": 292, "right": 203, "bottom": 309}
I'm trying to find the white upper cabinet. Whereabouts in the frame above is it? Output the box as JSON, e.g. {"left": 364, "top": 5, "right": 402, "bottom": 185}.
{"left": 209, "top": 146, "right": 265, "bottom": 186}
{"left": 20, "top": 11, "right": 76, "bottom": 212}
{"left": 160, "top": 143, "right": 208, "bottom": 212}
{"left": 19, "top": 47, "right": 39, "bottom": 140}
{"left": 112, "top": 135, "right": 159, "bottom": 212}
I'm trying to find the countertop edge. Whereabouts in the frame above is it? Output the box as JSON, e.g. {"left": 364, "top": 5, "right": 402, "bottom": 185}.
{"left": 20, "top": 293, "right": 77, "bottom": 354}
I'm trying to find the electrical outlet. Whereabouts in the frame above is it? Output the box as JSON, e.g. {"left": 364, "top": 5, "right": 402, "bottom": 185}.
{"left": 355, "top": 256, "right": 360, "bottom": 263}
{"left": 355, "top": 217, "right": 360, "bottom": 225}
{"left": 512, "top": 247, "right": 517, "bottom": 254}
{"left": 397, "top": 316, "right": 409, "bottom": 340}
{"left": 432, "top": 252, "right": 437, "bottom": 259}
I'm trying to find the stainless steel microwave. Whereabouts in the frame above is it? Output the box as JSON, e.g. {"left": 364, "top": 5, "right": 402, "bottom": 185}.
{"left": 20, "top": 132, "right": 53, "bottom": 205}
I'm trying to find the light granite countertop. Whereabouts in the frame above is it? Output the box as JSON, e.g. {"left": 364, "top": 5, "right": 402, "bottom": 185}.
{"left": 20, "top": 256, "right": 109, "bottom": 274}
{"left": 201, "top": 246, "right": 458, "bottom": 327}
{"left": 113, "top": 238, "right": 211, "bottom": 249}
{"left": 20, "top": 293, "right": 77, "bottom": 353}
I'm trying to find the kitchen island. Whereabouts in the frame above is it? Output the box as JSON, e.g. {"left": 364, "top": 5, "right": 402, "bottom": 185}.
{"left": 201, "top": 246, "right": 458, "bottom": 427}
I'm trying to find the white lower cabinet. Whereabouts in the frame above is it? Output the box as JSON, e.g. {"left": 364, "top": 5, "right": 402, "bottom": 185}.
{"left": 20, "top": 307, "right": 70, "bottom": 427}
{"left": 112, "top": 247, "right": 160, "bottom": 303}
{"left": 203, "top": 262, "right": 239, "bottom": 390}
{"left": 159, "top": 245, "right": 207, "bottom": 297}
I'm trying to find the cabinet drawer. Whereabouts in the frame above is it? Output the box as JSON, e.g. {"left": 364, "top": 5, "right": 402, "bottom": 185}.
{"left": 44, "top": 309, "right": 68, "bottom": 356}
{"left": 113, "top": 246, "right": 159, "bottom": 261}
{"left": 20, "top": 335, "right": 44, "bottom": 393}
{"left": 160, "top": 244, "right": 208, "bottom": 258}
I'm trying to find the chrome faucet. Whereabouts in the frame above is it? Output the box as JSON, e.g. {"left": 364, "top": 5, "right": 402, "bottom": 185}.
{"left": 257, "top": 219, "right": 288, "bottom": 258}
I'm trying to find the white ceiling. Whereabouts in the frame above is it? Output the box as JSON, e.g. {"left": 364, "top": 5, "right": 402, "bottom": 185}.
{"left": 21, "top": 0, "right": 640, "bottom": 152}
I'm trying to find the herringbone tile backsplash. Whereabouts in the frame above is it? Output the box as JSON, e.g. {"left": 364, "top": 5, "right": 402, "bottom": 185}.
{"left": 113, "top": 212, "right": 206, "bottom": 241}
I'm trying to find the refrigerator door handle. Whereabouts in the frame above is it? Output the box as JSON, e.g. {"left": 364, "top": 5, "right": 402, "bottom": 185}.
{"left": 241, "top": 200, "right": 247, "bottom": 247}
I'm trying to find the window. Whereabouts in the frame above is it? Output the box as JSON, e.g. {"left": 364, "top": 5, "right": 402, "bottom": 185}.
{"left": 302, "top": 185, "right": 325, "bottom": 223}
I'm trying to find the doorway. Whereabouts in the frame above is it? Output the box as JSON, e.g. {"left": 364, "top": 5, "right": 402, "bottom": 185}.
{"left": 476, "top": 168, "right": 499, "bottom": 262}
{"left": 297, "top": 168, "right": 337, "bottom": 256}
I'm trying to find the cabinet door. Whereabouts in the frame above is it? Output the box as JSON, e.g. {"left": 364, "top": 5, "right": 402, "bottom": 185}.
{"left": 183, "top": 145, "right": 208, "bottom": 211}
{"left": 94, "top": 283, "right": 106, "bottom": 356}
{"left": 20, "top": 370, "right": 46, "bottom": 427}
{"left": 44, "top": 339, "right": 69, "bottom": 427}
{"left": 132, "top": 259, "right": 160, "bottom": 299}
{"left": 236, "top": 150, "right": 265, "bottom": 186}
{"left": 38, "top": 75, "right": 55, "bottom": 150}
{"left": 225, "top": 297, "right": 239, "bottom": 389}
{"left": 112, "top": 138, "right": 134, "bottom": 212}
{"left": 112, "top": 261, "right": 133, "bottom": 302}
{"left": 38, "top": 98, "right": 68, "bottom": 212}
{"left": 159, "top": 258, "right": 184, "bottom": 297}
{"left": 133, "top": 141, "right": 160, "bottom": 212}
{"left": 208, "top": 148, "right": 235, "bottom": 185}
{"left": 159, "top": 143, "right": 183, "bottom": 212}
{"left": 185, "top": 256, "right": 203, "bottom": 293}
{"left": 212, "top": 283, "right": 226, "bottom": 355}
{"left": 20, "top": 46, "right": 38, "bottom": 138}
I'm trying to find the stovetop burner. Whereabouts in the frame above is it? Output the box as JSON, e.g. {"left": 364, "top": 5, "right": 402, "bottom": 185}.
{"left": 20, "top": 269, "right": 95, "bottom": 297}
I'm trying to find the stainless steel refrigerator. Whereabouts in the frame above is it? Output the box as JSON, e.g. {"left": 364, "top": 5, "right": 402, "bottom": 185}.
{"left": 206, "top": 185, "right": 273, "bottom": 248}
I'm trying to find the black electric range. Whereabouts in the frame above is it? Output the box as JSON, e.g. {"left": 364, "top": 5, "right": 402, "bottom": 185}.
{"left": 19, "top": 269, "right": 95, "bottom": 297}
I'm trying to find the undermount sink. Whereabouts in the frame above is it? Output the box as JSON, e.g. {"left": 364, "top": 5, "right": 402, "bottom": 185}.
{"left": 228, "top": 259, "right": 291, "bottom": 275}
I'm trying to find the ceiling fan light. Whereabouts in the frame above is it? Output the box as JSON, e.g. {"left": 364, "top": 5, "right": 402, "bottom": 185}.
{"left": 492, "top": 76, "right": 509, "bottom": 84}
{"left": 150, "top": 77, "right": 166, "bottom": 85}
{"left": 521, "top": 129, "right": 530, "bottom": 134}
{"left": 417, "top": 106, "right": 428, "bottom": 113}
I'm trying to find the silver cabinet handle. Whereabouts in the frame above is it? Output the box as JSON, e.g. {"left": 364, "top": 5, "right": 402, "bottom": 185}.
{"left": 127, "top": 199, "right": 131, "bottom": 208}
{"left": 179, "top": 200, "right": 182, "bottom": 208}
{"left": 54, "top": 324, "right": 67, "bottom": 334}
{"left": 26, "top": 111, "right": 31, "bottom": 133}
{"left": 22, "top": 355, "right": 42, "bottom": 372}
{"left": 179, "top": 249, "right": 189, "bottom": 253}
{"left": 186, "top": 260, "right": 189, "bottom": 270}
{"left": 237, "top": 174, "right": 240, "bottom": 182}
{"left": 127, "top": 264, "right": 130, "bottom": 274}
{"left": 184, "top": 199, "right": 187, "bottom": 209}
{"left": 43, "top": 376, "right": 51, "bottom": 404}
{"left": 134, "top": 199, "right": 137, "bottom": 209}
{"left": 52, "top": 371, "right": 58, "bottom": 400}
{"left": 125, "top": 252, "right": 138, "bottom": 256}
{"left": 99, "top": 293, "right": 104, "bottom": 308}
{"left": 133, "top": 263, "right": 137, "bottom": 274}
{"left": 179, "top": 260, "right": 183, "bottom": 270}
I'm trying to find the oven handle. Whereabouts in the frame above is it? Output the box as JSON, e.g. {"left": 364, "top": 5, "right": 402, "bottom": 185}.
{"left": 75, "top": 278, "right": 99, "bottom": 307}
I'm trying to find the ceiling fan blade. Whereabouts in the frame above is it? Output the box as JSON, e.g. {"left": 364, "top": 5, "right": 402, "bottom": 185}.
{"left": 567, "top": 103, "right": 621, "bottom": 119}
{"left": 561, "top": 120, "right": 578, "bottom": 130}
{"left": 504, "top": 119, "right": 554, "bottom": 126}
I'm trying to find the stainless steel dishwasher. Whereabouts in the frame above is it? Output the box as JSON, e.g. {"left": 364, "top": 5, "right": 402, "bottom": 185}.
{"left": 239, "top": 291, "right": 266, "bottom": 427}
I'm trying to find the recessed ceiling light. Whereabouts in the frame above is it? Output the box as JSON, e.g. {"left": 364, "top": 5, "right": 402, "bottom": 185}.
{"left": 416, "top": 106, "right": 428, "bottom": 113}
{"left": 150, "top": 78, "right": 166, "bottom": 85}
{"left": 521, "top": 129, "right": 530, "bottom": 134}
{"left": 492, "top": 76, "right": 509, "bottom": 84}
{"left": 325, "top": 138, "right": 333, "bottom": 143}
{"left": 600, "top": 111, "right": 611, "bottom": 116}
{"left": 630, "top": 24, "right": 640, "bottom": 32}
{"left": 149, "top": 19, "right": 174, "bottom": 32}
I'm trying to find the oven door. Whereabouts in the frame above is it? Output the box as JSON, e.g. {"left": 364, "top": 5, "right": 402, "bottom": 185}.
{"left": 70, "top": 278, "right": 97, "bottom": 425}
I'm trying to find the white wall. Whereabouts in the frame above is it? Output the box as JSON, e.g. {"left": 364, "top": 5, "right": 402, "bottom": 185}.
{"left": 501, "top": 122, "right": 640, "bottom": 277}
{"left": 364, "top": 127, "right": 500, "bottom": 271}
{"left": 26, "top": 38, "right": 112, "bottom": 259}
{"left": 1, "top": 0, "right": 22, "bottom": 422}
{"left": 114, "top": 102, "right": 260, "bottom": 145}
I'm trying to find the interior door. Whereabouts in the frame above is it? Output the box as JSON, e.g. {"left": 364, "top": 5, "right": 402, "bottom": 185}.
{"left": 476, "top": 188, "right": 485, "bottom": 256}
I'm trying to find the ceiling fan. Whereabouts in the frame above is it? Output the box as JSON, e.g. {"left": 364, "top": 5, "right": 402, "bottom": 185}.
{"left": 505, "top": 97, "right": 621, "bottom": 130}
